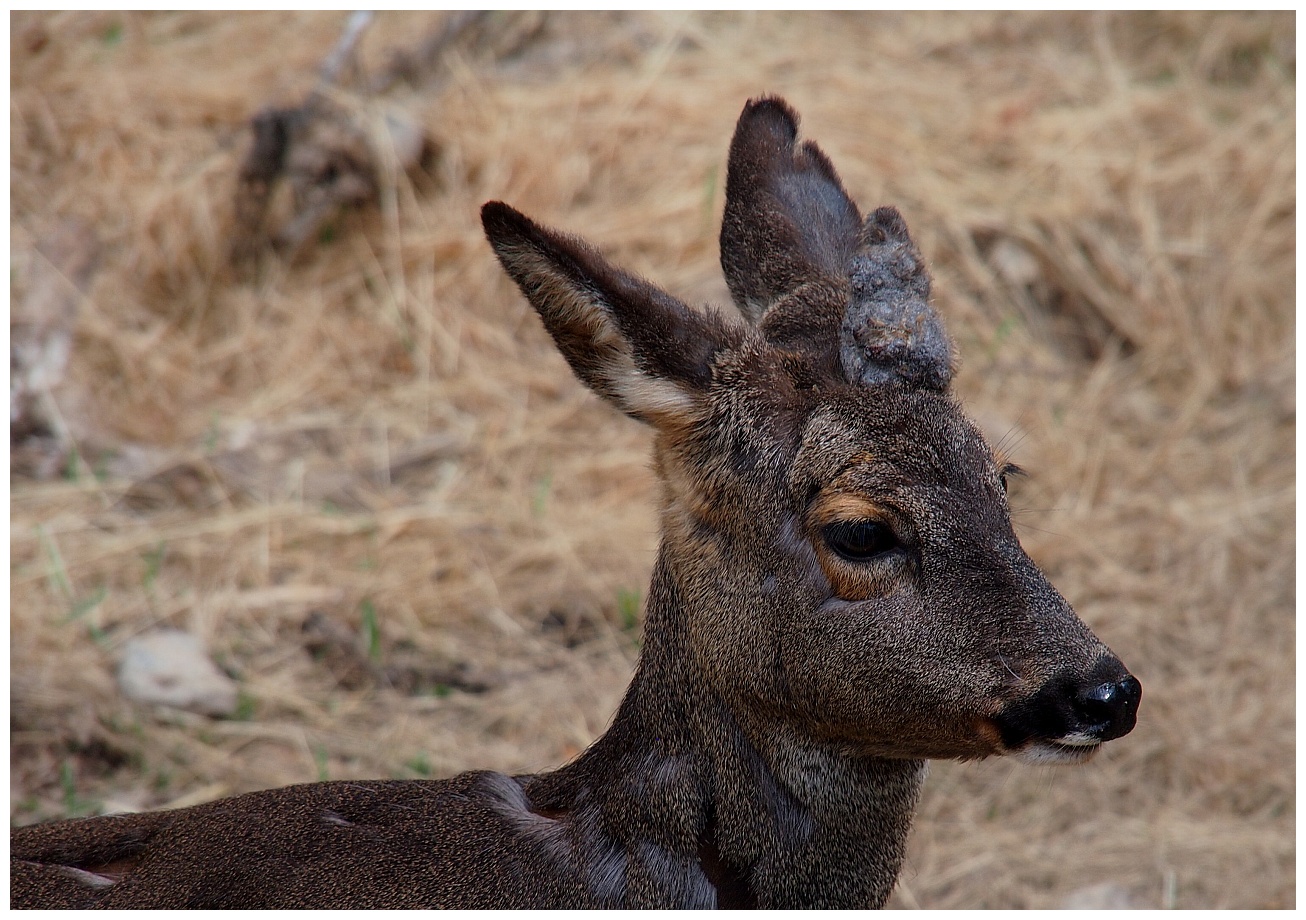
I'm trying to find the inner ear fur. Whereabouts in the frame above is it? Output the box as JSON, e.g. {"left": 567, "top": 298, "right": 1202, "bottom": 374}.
{"left": 481, "top": 201, "right": 744, "bottom": 428}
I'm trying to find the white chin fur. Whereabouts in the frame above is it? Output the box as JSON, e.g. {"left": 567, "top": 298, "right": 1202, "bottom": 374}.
{"left": 1015, "top": 740, "right": 1101, "bottom": 765}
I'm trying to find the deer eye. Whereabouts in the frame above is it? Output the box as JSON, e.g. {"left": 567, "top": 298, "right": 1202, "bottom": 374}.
{"left": 998, "top": 462, "right": 1025, "bottom": 494}
{"left": 823, "top": 520, "right": 899, "bottom": 562}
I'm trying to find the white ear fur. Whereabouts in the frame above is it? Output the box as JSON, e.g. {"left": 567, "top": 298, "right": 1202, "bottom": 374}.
{"left": 538, "top": 259, "right": 704, "bottom": 424}
{"left": 612, "top": 373, "right": 700, "bottom": 426}
{"left": 483, "top": 202, "right": 729, "bottom": 429}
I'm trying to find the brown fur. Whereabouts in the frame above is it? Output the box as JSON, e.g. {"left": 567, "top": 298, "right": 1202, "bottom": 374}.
{"left": 10, "top": 96, "right": 1139, "bottom": 909}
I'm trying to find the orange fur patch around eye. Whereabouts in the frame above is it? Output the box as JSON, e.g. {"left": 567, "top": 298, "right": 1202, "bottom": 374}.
{"left": 808, "top": 491, "right": 891, "bottom": 529}
{"left": 805, "top": 490, "right": 907, "bottom": 601}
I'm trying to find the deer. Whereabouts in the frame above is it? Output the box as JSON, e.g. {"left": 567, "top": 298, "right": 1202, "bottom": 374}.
{"left": 10, "top": 96, "right": 1140, "bottom": 909}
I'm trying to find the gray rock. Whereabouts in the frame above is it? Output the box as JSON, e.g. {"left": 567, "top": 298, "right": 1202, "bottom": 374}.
{"left": 117, "top": 630, "right": 238, "bottom": 717}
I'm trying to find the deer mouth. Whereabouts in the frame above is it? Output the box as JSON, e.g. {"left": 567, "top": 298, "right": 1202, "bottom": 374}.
{"left": 975, "top": 717, "right": 1104, "bottom": 764}
{"left": 1013, "top": 736, "right": 1103, "bottom": 765}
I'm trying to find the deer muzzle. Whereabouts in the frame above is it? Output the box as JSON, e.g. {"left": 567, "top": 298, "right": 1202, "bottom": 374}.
{"left": 992, "top": 656, "right": 1141, "bottom": 764}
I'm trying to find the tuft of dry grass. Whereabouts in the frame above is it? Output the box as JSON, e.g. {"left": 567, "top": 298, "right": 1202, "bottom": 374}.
{"left": 10, "top": 11, "right": 1293, "bottom": 908}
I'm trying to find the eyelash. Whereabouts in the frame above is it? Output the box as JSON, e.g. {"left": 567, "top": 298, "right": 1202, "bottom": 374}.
{"left": 822, "top": 519, "right": 901, "bottom": 562}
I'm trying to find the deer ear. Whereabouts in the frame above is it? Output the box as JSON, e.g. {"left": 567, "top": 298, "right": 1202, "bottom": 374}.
{"left": 482, "top": 202, "right": 742, "bottom": 428}
{"left": 720, "top": 98, "right": 954, "bottom": 392}
{"left": 719, "top": 96, "right": 863, "bottom": 325}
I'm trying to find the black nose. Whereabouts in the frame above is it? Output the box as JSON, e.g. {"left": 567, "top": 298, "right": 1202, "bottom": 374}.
{"left": 1074, "top": 675, "right": 1141, "bottom": 741}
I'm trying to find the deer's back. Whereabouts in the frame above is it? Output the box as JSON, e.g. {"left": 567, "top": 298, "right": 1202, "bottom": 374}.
{"left": 11, "top": 772, "right": 594, "bottom": 909}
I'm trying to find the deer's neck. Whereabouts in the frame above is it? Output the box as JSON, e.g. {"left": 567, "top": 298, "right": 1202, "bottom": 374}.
{"left": 527, "top": 551, "right": 926, "bottom": 908}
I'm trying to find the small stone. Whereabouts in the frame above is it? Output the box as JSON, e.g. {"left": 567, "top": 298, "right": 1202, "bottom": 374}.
{"left": 989, "top": 237, "right": 1042, "bottom": 288}
{"left": 382, "top": 110, "right": 430, "bottom": 171}
{"left": 117, "top": 630, "right": 239, "bottom": 717}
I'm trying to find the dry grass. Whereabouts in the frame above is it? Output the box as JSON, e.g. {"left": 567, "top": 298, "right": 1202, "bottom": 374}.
{"left": 10, "top": 11, "right": 1294, "bottom": 908}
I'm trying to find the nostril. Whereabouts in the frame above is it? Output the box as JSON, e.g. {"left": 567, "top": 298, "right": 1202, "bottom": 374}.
{"left": 1075, "top": 675, "right": 1142, "bottom": 741}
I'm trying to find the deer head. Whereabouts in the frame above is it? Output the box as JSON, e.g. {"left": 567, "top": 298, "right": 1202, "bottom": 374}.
{"left": 482, "top": 96, "right": 1139, "bottom": 770}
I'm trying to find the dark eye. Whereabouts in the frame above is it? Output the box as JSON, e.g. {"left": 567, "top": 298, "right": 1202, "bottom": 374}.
{"left": 998, "top": 462, "right": 1025, "bottom": 494}
{"left": 823, "top": 520, "right": 900, "bottom": 562}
